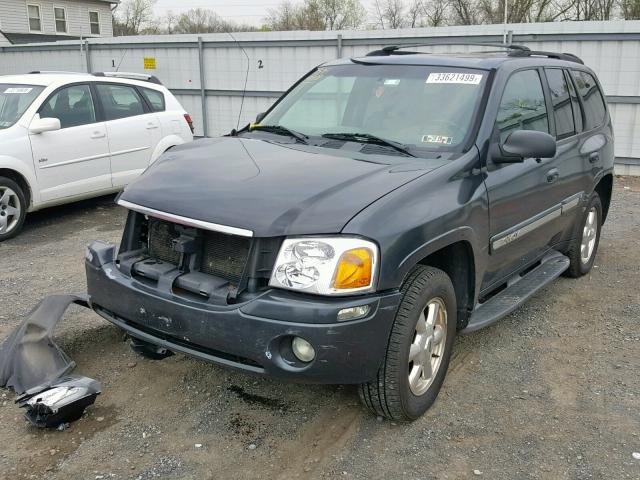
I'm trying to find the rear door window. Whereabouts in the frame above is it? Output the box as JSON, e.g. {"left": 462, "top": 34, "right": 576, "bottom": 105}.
{"left": 496, "top": 69, "right": 549, "bottom": 143}
{"left": 96, "top": 84, "right": 146, "bottom": 121}
{"left": 545, "top": 68, "right": 576, "bottom": 139}
{"left": 571, "top": 70, "right": 606, "bottom": 131}
{"left": 139, "top": 87, "right": 165, "bottom": 112}
{"left": 565, "top": 70, "right": 583, "bottom": 133}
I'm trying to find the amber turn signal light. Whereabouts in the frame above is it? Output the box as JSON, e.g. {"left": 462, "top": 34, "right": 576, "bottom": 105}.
{"left": 332, "top": 248, "right": 373, "bottom": 290}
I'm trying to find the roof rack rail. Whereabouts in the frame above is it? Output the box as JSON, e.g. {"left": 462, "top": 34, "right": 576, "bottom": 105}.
{"left": 28, "top": 71, "right": 86, "bottom": 75}
{"left": 365, "top": 42, "right": 584, "bottom": 64}
{"left": 366, "top": 42, "right": 530, "bottom": 56}
{"left": 507, "top": 49, "right": 584, "bottom": 64}
{"left": 92, "top": 72, "right": 163, "bottom": 85}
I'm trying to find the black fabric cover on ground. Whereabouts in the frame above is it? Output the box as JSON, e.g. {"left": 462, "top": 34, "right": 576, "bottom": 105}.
{"left": 0, "top": 294, "right": 90, "bottom": 395}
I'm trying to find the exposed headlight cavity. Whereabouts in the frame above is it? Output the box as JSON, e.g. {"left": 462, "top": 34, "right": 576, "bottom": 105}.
{"left": 270, "top": 237, "right": 378, "bottom": 295}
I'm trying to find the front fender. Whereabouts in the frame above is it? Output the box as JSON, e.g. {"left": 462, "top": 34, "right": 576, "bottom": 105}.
{"left": 343, "top": 149, "right": 490, "bottom": 300}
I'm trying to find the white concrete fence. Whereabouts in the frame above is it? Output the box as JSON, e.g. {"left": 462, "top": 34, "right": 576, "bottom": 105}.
{"left": 1, "top": 20, "right": 639, "bottom": 174}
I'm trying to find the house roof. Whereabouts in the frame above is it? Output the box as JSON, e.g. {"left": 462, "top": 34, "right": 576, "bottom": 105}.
{"left": 0, "top": 31, "right": 82, "bottom": 45}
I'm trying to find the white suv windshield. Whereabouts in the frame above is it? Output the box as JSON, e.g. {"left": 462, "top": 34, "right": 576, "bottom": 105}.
{"left": 260, "top": 64, "right": 488, "bottom": 152}
{"left": 0, "top": 84, "right": 45, "bottom": 129}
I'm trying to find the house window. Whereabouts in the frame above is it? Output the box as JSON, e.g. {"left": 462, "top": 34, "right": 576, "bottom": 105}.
{"left": 27, "top": 4, "right": 41, "bottom": 32}
{"left": 54, "top": 7, "right": 67, "bottom": 33}
{"left": 89, "top": 11, "right": 100, "bottom": 35}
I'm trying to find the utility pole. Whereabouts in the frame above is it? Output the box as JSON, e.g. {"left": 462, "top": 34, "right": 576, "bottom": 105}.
{"left": 503, "top": 0, "right": 508, "bottom": 43}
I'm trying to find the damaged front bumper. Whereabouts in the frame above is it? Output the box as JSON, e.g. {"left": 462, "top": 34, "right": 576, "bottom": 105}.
{"left": 85, "top": 241, "right": 401, "bottom": 384}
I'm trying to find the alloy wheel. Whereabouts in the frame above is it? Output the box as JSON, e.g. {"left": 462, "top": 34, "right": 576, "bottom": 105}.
{"left": 408, "top": 297, "right": 447, "bottom": 396}
{"left": 580, "top": 207, "right": 598, "bottom": 264}
{"left": 0, "top": 187, "right": 21, "bottom": 235}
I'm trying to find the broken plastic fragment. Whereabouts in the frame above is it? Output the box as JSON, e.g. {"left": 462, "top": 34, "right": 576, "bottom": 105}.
{"left": 17, "top": 375, "right": 101, "bottom": 428}
{"left": 0, "top": 294, "right": 90, "bottom": 394}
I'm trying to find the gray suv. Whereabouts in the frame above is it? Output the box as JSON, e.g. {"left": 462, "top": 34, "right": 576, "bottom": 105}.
{"left": 85, "top": 43, "right": 614, "bottom": 420}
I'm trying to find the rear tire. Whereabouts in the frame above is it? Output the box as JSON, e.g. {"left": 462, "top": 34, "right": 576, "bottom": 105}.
{"left": 564, "top": 192, "right": 602, "bottom": 278}
{"left": 359, "top": 265, "right": 456, "bottom": 421}
{"left": 0, "top": 177, "right": 27, "bottom": 242}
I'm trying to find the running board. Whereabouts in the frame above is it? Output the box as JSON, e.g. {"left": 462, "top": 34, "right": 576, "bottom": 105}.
{"left": 461, "top": 251, "right": 570, "bottom": 334}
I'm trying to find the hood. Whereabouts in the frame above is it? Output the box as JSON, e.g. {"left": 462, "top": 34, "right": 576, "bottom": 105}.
{"left": 120, "top": 137, "right": 443, "bottom": 237}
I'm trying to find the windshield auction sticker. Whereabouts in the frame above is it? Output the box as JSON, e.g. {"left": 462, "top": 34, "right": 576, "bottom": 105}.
{"left": 422, "top": 134, "right": 453, "bottom": 145}
{"left": 426, "top": 73, "right": 483, "bottom": 85}
{"left": 4, "top": 87, "right": 33, "bottom": 94}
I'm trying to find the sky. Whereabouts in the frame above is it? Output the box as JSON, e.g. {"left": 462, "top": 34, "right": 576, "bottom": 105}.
{"left": 152, "top": 0, "right": 379, "bottom": 26}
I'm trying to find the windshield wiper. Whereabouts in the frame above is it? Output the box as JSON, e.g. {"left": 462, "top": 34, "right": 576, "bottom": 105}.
{"left": 250, "top": 124, "right": 309, "bottom": 144}
{"left": 321, "top": 132, "right": 415, "bottom": 157}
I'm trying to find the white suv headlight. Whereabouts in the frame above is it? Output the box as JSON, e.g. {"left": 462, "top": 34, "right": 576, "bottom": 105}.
{"left": 269, "top": 237, "right": 379, "bottom": 295}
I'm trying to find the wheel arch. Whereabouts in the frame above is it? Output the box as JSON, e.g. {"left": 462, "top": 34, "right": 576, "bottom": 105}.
{"left": 594, "top": 173, "right": 613, "bottom": 224}
{"left": 396, "top": 228, "right": 479, "bottom": 330}
{"left": 0, "top": 168, "right": 32, "bottom": 208}
{"left": 149, "top": 135, "right": 185, "bottom": 165}
{"left": 416, "top": 241, "right": 476, "bottom": 330}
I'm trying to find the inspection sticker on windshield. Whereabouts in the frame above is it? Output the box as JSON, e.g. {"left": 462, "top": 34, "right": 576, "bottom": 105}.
{"left": 4, "top": 87, "right": 33, "bottom": 94}
{"left": 422, "top": 134, "right": 453, "bottom": 145}
{"left": 426, "top": 73, "right": 483, "bottom": 85}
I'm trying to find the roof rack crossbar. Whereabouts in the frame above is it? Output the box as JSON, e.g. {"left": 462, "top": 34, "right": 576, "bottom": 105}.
{"left": 366, "top": 42, "right": 530, "bottom": 56}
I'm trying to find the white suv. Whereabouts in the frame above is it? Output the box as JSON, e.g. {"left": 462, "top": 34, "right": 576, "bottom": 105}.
{"left": 0, "top": 72, "right": 194, "bottom": 240}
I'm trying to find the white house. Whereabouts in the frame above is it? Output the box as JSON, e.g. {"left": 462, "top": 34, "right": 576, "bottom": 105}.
{"left": 0, "top": 0, "right": 118, "bottom": 44}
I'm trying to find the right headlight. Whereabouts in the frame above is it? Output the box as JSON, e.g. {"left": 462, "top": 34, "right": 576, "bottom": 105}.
{"left": 269, "top": 237, "right": 379, "bottom": 296}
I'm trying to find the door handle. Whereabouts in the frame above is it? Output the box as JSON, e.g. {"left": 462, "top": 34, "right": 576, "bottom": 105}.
{"left": 146, "top": 123, "right": 159, "bottom": 130}
{"left": 546, "top": 168, "right": 560, "bottom": 183}
{"left": 588, "top": 152, "right": 600, "bottom": 164}
{"left": 90, "top": 131, "right": 106, "bottom": 139}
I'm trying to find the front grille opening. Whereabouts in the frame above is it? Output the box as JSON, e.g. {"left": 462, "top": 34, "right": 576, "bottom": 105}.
{"left": 148, "top": 219, "right": 181, "bottom": 265}
{"left": 200, "top": 230, "right": 251, "bottom": 285}
{"left": 120, "top": 212, "right": 282, "bottom": 301}
{"left": 144, "top": 216, "right": 251, "bottom": 288}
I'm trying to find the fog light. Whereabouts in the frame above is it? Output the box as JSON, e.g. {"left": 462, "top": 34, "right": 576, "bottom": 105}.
{"left": 291, "top": 337, "right": 315, "bottom": 362}
{"left": 337, "top": 305, "right": 370, "bottom": 321}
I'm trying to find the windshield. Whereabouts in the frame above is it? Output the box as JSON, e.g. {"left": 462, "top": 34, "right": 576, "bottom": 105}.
{"left": 257, "top": 64, "right": 488, "bottom": 155}
{"left": 0, "top": 84, "right": 45, "bottom": 129}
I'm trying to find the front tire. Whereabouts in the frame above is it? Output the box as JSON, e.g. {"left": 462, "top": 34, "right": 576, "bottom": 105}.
{"left": 564, "top": 192, "right": 602, "bottom": 278}
{"left": 0, "top": 177, "right": 27, "bottom": 242}
{"left": 359, "top": 266, "right": 456, "bottom": 421}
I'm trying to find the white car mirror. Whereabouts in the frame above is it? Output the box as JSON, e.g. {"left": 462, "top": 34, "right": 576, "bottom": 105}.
{"left": 29, "top": 116, "right": 61, "bottom": 134}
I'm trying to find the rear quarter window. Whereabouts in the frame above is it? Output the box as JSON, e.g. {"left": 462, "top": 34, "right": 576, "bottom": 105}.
{"left": 140, "top": 87, "right": 166, "bottom": 112}
{"left": 571, "top": 70, "right": 606, "bottom": 131}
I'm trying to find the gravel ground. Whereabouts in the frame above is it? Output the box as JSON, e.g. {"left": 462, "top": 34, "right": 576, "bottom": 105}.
{"left": 0, "top": 177, "right": 638, "bottom": 480}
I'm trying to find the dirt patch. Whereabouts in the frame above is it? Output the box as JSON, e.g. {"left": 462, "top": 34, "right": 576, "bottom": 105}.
{"left": 0, "top": 179, "right": 639, "bottom": 479}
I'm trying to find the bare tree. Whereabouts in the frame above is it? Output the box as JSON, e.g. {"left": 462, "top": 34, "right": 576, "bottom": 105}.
{"left": 113, "top": 0, "right": 157, "bottom": 36}
{"left": 620, "top": 0, "right": 640, "bottom": 18}
{"left": 318, "top": 0, "right": 367, "bottom": 29}
{"left": 380, "top": 0, "right": 407, "bottom": 28}
{"left": 265, "top": 0, "right": 365, "bottom": 30}
{"left": 450, "top": 0, "right": 481, "bottom": 24}
{"left": 422, "top": 0, "right": 450, "bottom": 25}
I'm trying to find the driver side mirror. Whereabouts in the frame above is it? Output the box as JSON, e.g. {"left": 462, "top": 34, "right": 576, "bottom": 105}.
{"left": 29, "top": 115, "right": 61, "bottom": 135}
{"left": 255, "top": 112, "right": 266, "bottom": 124}
{"left": 491, "top": 130, "right": 556, "bottom": 164}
